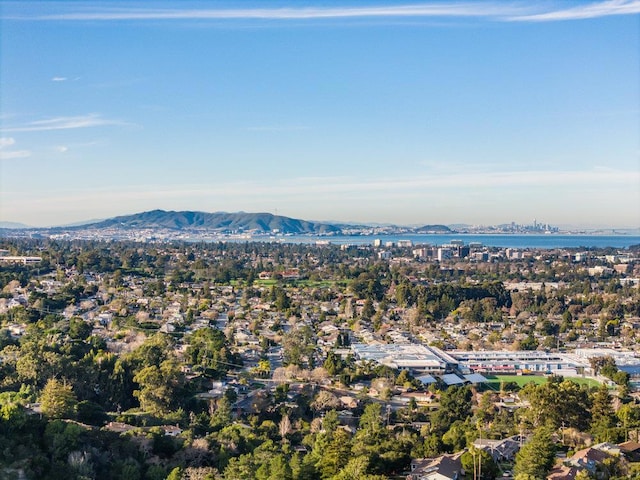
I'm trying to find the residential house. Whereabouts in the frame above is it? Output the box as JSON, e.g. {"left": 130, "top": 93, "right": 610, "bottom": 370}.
{"left": 409, "top": 453, "right": 464, "bottom": 480}
{"left": 473, "top": 435, "right": 524, "bottom": 463}
{"left": 618, "top": 441, "right": 640, "bottom": 462}
{"left": 567, "top": 447, "right": 612, "bottom": 475}
{"left": 546, "top": 465, "right": 579, "bottom": 480}
{"left": 161, "top": 425, "right": 182, "bottom": 437}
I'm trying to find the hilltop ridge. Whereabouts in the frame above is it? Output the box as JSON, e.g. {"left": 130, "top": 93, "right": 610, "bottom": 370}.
{"left": 81, "top": 209, "right": 343, "bottom": 234}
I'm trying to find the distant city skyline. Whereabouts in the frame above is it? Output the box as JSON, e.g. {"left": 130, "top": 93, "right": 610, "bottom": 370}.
{"left": 1, "top": 1, "right": 639, "bottom": 228}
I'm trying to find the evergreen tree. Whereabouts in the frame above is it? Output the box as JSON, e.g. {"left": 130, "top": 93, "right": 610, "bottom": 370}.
{"left": 316, "top": 428, "right": 352, "bottom": 479}
{"left": 513, "top": 427, "right": 555, "bottom": 479}
{"left": 431, "top": 386, "right": 472, "bottom": 434}
{"left": 40, "top": 378, "right": 78, "bottom": 419}
{"left": 591, "top": 383, "right": 616, "bottom": 442}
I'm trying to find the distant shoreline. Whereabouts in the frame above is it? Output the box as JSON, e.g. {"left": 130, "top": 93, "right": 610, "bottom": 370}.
{"left": 2, "top": 229, "right": 639, "bottom": 249}
{"left": 195, "top": 233, "right": 640, "bottom": 249}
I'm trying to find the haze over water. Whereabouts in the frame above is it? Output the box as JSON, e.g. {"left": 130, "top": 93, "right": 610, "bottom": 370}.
{"left": 216, "top": 234, "right": 640, "bottom": 249}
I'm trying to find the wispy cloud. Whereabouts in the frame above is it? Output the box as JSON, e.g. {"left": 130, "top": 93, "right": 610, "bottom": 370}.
{"left": 0, "top": 137, "right": 30, "bottom": 160}
{"left": 509, "top": 0, "right": 640, "bottom": 21}
{"left": 7, "top": 2, "right": 639, "bottom": 23}
{"left": 51, "top": 76, "right": 81, "bottom": 82}
{"left": 0, "top": 137, "right": 16, "bottom": 148}
{"left": 3, "top": 114, "right": 126, "bottom": 132}
{"left": 0, "top": 150, "right": 31, "bottom": 160}
{"left": 5, "top": 166, "right": 637, "bottom": 226}
{"left": 247, "top": 125, "right": 310, "bottom": 132}
{"left": 13, "top": 167, "right": 635, "bottom": 201}
{"left": 10, "top": 4, "right": 529, "bottom": 21}
{"left": 227, "top": 168, "right": 639, "bottom": 195}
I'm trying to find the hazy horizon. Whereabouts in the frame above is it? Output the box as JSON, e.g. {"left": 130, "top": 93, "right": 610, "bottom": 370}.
{"left": 1, "top": 208, "right": 638, "bottom": 231}
{"left": 1, "top": 1, "right": 639, "bottom": 228}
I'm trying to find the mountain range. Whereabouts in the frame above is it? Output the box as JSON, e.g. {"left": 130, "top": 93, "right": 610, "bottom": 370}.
{"left": 2, "top": 210, "right": 454, "bottom": 235}
{"left": 78, "top": 210, "right": 344, "bottom": 234}
{"left": 0, "top": 221, "right": 30, "bottom": 229}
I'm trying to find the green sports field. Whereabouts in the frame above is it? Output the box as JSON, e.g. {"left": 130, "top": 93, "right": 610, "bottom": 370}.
{"left": 483, "top": 374, "right": 601, "bottom": 389}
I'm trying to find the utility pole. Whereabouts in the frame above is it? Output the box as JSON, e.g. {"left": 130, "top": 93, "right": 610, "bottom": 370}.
{"left": 477, "top": 421, "right": 482, "bottom": 480}
{"left": 472, "top": 449, "right": 477, "bottom": 480}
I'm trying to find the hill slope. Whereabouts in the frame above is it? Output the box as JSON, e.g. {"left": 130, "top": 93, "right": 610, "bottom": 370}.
{"left": 414, "top": 224, "right": 452, "bottom": 233}
{"left": 86, "top": 210, "right": 342, "bottom": 234}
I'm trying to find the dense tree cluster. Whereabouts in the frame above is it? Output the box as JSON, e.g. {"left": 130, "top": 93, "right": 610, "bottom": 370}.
{"left": 0, "top": 238, "right": 639, "bottom": 478}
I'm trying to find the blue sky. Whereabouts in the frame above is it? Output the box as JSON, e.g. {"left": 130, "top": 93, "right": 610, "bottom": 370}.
{"left": 1, "top": 1, "right": 639, "bottom": 228}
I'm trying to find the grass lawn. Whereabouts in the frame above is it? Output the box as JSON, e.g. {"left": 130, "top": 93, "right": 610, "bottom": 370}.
{"left": 483, "top": 374, "right": 601, "bottom": 389}
{"left": 253, "top": 279, "right": 346, "bottom": 288}
{"left": 253, "top": 279, "right": 279, "bottom": 286}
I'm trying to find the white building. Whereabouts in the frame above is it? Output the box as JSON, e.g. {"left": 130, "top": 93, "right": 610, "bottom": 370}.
{"left": 450, "top": 350, "right": 588, "bottom": 374}
{"left": 437, "top": 248, "right": 453, "bottom": 262}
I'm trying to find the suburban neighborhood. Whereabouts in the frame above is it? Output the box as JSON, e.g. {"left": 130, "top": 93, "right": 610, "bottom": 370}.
{"left": 0, "top": 235, "right": 639, "bottom": 479}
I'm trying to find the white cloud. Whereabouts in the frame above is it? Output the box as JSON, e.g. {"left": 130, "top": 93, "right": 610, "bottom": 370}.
{"left": 4, "top": 114, "right": 126, "bottom": 132}
{"left": 55, "top": 146, "right": 69, "bottom": 153}
{"left": 0, "top": 150, "right": 31, "bottom": 160}
{"left": 0, "top": 137, "right": 16, "bottom": 148}
{"left": 14, "top": 4, "right": 530, "bottom": 21}
{"left": 0, "top": 137, "right": 30, "bottom": 160}
{"left": 509, "top": 0, "right": 640, "bottom": 21}
{"left": 51, "top": 76, "right": 67, "bottom": 82}
{"left": 247, "top": 125, "right": 310, "bottom": 132}
{"left": 8, "top": 2, "right": 639, "bottom": 23}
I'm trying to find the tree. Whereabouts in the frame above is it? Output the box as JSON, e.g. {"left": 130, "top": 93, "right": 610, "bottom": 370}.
{"left": 271, "top": 286, "right": 291, "bottom": 312}
{"left": 513, "top": 427, "right": 555, "bottom": 479}
{"left": 40, "top": 378, "right": 77, "bottom": 419}
{"left": 282, "top": 326, "right": 315, "bottom": 368}
{"left": 133, "top": 358, "right": 185, "bottom": 415}
{"left": 323, "top": 352, "right": 344, "bottom": 376}
{"left": 185, "top": 328, "right": 233, "bottom": 377}
{"left": 323, "top": 410, "right": 340, "bottom": 434}
{"left": 591, "top": 383, "right": 616, "bottom": 442}
{"left": 316, "top": 428, "right": 352, "bottom": 479}
{"left": 68, "top": 450, "right": 96, "bottom": 479}
{"left": 359, "top": 403, "right": 384, "bottom": 435}
{"left": 395, "top": 369, "right": 412, "bottom": 387}
{"left": 431, "top": 386, "right": 472, "bottom": 434}
{"left": 461, "top": 447, "right": 498, "bottom": 480}
{"left": 127, "top": 333, "right": 174, "bottom": 369}
{"left": 279, "top": 414, "right": 291, "bottom": 444}
{"left": 252, "top": 359, "right": 272, "bottom": 379}
{"left": 519, "top": 334, "right": 539, "bottom": 351}
{"left": 617, "top": 403, "right": 640, "bottom": 441}
{"left": 68, "top": 317, "right": 92, "bottom": 340}
{"left": 261, "top": 454, "right": 292, "bottom": 480}
{"left": 589, "top": 356, "right": 610, "bottom": 376}
{"left": 361, "top": 300, "right": 375, "bottom": 320}
{"left": 519, "top": 378, "right": 591, "bottom": 430}
{"left": 43, "top": 420, "right": 85, "bottom": 463}
{"left": 442, "top": 421, "right": 469, "bottom": 453}
{"left": 210, "top": 396, "right": 233, "bottom": 430}
{"left": 223, "top": 454, "right": 256, "bottom": 479}
{"left": 76, "top": 400, "right": 108, "bottom": 425}
{"left": 333, "top": 456, "right": 387, "bottom": 480}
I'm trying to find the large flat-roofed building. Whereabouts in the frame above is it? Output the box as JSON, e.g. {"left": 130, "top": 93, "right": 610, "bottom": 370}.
{"left": 449, "top": 350, "right": 588, "bottom": 374}
{"left": 0, "top": 256, "right": 42, "bottom": 265}
{"left": 351, "top": 343, "right": 451, "bottom": 373}
{"left": 570, "top": 348, "right": 640, "bottom": 367}
{"left": 350, "top": 343, "right": 593, "bottom": 380}
{"left": 568, "top": 348, "right": 640, "bottom": 377}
